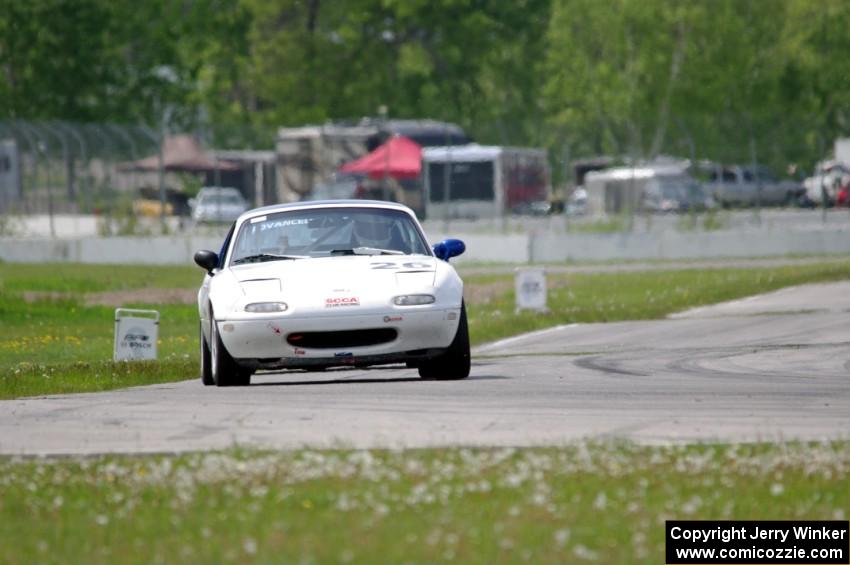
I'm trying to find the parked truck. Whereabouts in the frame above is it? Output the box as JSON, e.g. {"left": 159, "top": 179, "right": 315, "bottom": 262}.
{"left": 701, "top": 164, "right": 803, "bottom": 208}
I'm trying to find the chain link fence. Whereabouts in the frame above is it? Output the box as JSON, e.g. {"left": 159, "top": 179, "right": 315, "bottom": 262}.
{"left": 0, "top": 118, "right": 841, "bottom": 238}
{"left": 0, "top": 120, "right": 277, "bottom": 236}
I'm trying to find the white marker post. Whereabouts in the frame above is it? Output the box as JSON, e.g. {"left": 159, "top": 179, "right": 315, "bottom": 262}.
{"left": 515, "top": 267, "right": 548, "bottom": 313}
{"left": 114, "top": 308, "right": 159, "bottom": 361}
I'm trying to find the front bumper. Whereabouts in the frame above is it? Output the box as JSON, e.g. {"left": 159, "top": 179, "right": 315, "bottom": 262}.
{"left": 217, "top": 308, "right": 461, "bottom": 368}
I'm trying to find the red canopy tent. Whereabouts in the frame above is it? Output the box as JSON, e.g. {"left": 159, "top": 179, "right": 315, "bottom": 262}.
{"left": 339, "top": 136, "right": 422, "bottom": 179}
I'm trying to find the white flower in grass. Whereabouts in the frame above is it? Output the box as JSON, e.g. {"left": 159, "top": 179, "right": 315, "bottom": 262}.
{"left": 374, "top": 503, "right": 389, "bottom": 516}
{"left": 681, "top": 495, "right": 702, "bottom": 515}
{"left": 572, "top": 544, "right": 599, "bottom": 561}
{"left": 770, "top": 483, "right": 784, "bottom": 496}
{"left": 593, "top": 492, "right": 607, "bottom": 510}
{"left": 554, "top": 529, "right": 570, "bottom": 547}
{"left": 531, "top": 491, "right": 548, "bottom": 506}
{"left": 243, "top": 537, "right": 257, "bottom": 555}
{"left": 336, "top": 493, "right": 356, "bottom": 511}
{"left": 95, "top": 514, "right": 109, "bottom": 526}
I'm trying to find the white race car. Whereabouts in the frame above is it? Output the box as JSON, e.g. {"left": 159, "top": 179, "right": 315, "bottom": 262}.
{"left": 193, "top": 200, "right": 469, "bottom": 386}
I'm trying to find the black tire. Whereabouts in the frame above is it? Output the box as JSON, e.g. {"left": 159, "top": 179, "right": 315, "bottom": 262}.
{"left": 209, "top": 310, "right": 251, "bottom": 387}
{"left": 418, "top": 302, "right": 470, "bottom": 380}
{"left": 200, "top": 321, "right": 214, "bottom": 386}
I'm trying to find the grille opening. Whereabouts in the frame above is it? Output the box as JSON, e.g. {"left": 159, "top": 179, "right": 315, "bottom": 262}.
{"left": 287, "top": 328, "right": 397, "bottom": 349}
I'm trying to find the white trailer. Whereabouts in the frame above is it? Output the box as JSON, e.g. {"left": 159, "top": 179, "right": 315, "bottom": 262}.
{"left": 421, "top": 144, "right": 550, "bottom": 220}
{"left": 584, "top": 161, "right": 716, "bottom": 215}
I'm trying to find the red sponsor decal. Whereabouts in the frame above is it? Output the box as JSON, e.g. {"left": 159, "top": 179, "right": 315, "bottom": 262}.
{"left": 325, "top": 296, "right": 360, "bottom": 307}
{"left": 293, "top": 348, "right": 305, "bottom": 356}
{"left": 383, "top": 315, "right": 403, "bottom": 323}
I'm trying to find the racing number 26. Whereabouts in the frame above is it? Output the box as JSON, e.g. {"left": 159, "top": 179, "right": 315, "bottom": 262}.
{"left": 370, "top": 262, "right": 431, "bottom": 270}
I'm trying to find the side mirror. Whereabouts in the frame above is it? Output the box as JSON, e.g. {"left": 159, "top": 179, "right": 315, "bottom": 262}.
{"left": 432, "top": 239, "right": 465, "bottom": 262}
{"left": 194, "top": 250, "right": 219, "bottom": 274}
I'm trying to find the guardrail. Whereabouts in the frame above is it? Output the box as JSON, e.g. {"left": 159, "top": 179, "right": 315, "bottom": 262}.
{"left": 4, "top": 227, "right": 850, "bottom": 265}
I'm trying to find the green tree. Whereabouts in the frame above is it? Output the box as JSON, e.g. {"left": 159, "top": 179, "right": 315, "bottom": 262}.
{"left": 0, "top": 0, "right": 114, "bottom": 121}
{"left": 216, "top": 0, "right": 549, "bottom": 146}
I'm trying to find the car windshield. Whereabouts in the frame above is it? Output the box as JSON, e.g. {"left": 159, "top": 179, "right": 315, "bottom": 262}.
{"left": 229, "top": 207, "right": 431, "bottom": 264}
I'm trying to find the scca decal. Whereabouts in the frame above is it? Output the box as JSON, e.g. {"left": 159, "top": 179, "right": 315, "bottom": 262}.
{"left": 325, "top": 297, "right": 360, "bottom": 307}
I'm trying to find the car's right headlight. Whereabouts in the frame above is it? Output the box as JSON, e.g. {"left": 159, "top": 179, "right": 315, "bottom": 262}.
{"left": 393, "top": 294, "right": 435, "bottom": 306}
{"left": 244, "top": 302, "right": 288, "bottom": 313}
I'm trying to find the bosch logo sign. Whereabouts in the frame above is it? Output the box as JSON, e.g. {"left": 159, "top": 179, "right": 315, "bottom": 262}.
{"left": 325, "top": 297, "right": 360, "bottom": 308}
{"left": 113, "top": 309, "right": 159, "bottom": 362}
{"left": 123, "top": 332, "right": 151, "bottom": 345}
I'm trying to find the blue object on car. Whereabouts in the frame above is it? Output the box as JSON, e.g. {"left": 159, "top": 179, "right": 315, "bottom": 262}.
{"left": 433, "top": 239, "right": 465, "bottom": 261}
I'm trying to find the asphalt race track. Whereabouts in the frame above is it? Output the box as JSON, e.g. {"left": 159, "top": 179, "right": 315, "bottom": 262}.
{"left": 2, "top": 282, "right": 849, "bottom": 455}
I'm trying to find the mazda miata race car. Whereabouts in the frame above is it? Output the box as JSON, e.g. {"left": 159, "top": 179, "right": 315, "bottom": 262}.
{"left": 193, "top": 200, "right": 469, "bottom": 386}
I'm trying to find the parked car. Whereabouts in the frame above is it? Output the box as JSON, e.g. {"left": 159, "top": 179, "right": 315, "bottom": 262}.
{"left": 566, "top": 187, "right": 588, "bottom": 215}
{"left": 190, "top": 186, "right": 249, "bottom": 223}
{"left": 702, "top": 164, "right": 803, "bottom": 207}
{"left": 641, "top": 175, "right": 715, "bottom": 213}
{"left": 801, "top": 161, "right": 850, "bottom": 207}
{"left": 192, "top": 200, "right": 469, "bottom": 386}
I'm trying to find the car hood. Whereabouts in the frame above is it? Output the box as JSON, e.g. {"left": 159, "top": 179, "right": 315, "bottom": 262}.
{"left": 231, "top": 255, "right": 438, "bottom": 293}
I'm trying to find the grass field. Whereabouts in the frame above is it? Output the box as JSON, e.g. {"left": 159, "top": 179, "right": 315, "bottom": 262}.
{"left": 2, "top": 260, "right": 850, "bottom": 398}
{"left": 0, "top": 442, "right": 846, "bottom": 564}
{"left": 0, "top": 264, "right": 201, "bottom": 398}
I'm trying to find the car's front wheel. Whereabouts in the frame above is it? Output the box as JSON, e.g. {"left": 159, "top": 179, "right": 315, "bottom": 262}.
{"left": 209, "top": 310, "right": 251, "bottom": 387}
{"left": 418, "top": 302, "right": 470, "bottom": 380}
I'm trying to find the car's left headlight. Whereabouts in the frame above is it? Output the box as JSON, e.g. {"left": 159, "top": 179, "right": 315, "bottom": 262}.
{"left": 393, "top": 294, "right": 435, "bottom": 306}
{"left": 244, "top": 302, "right": 288, "bottom": 313}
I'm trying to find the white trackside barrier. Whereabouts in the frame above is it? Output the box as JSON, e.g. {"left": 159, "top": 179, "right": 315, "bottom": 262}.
{"left": 515, "top": 267, "right": 547, "bottom": 312}
{"left": 114, "top": 308, "right": 159, "bottom": 361}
